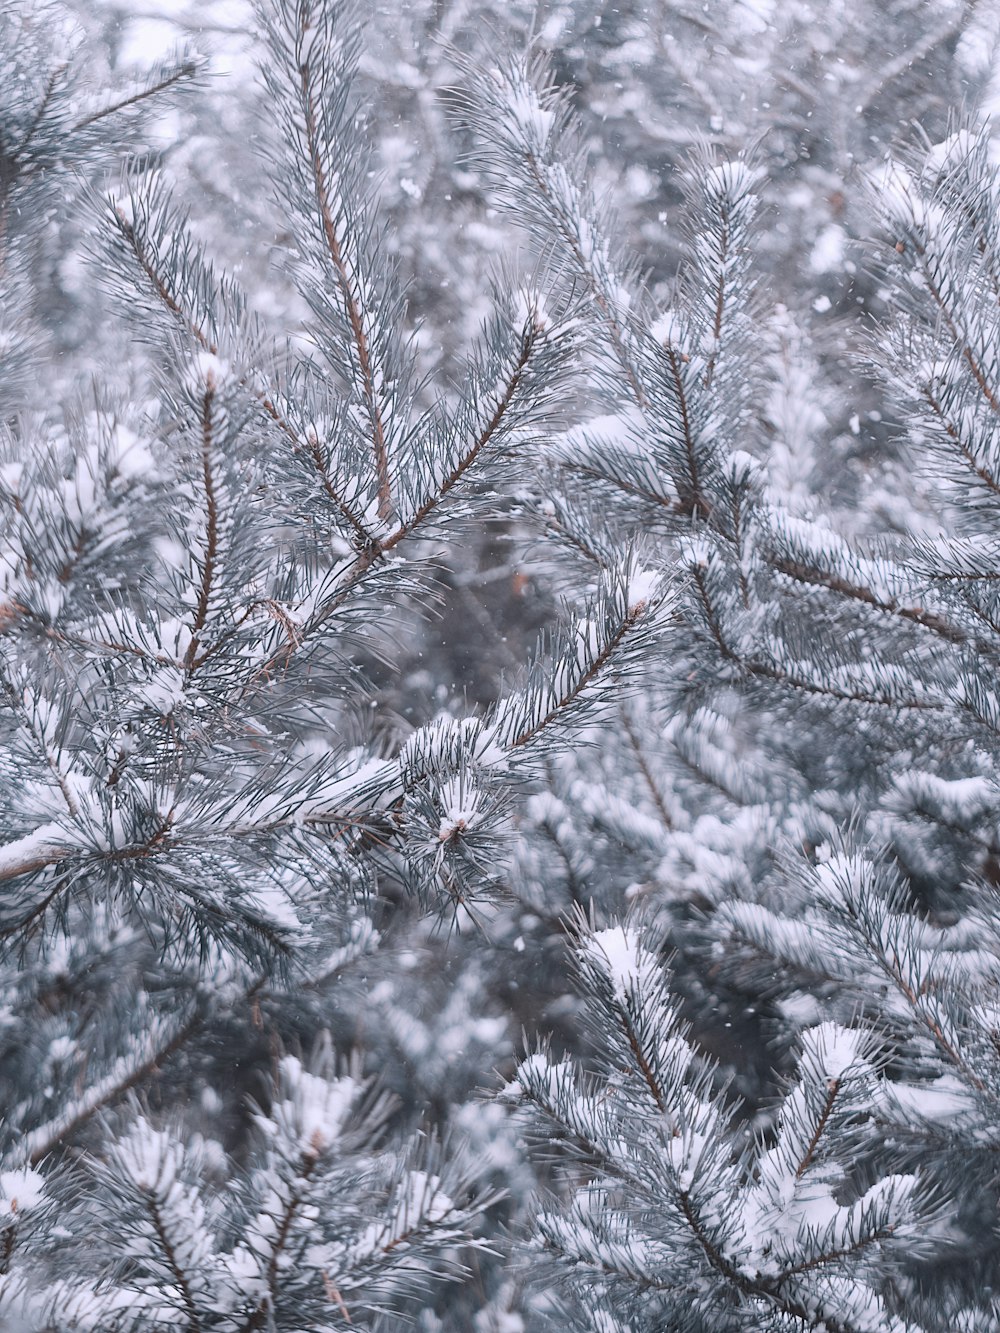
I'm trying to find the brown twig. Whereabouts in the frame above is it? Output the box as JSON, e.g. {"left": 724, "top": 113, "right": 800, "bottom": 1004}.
{"left": 794, "top": 1077, "right": 840, "bottom": 1180}
{"left": 664, "top": 342, "right": 712, "bottom": 521}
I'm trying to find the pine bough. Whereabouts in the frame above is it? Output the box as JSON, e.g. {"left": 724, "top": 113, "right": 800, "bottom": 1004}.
{"left": 4, "top": 3, "right": 1000, "bottom": 1331}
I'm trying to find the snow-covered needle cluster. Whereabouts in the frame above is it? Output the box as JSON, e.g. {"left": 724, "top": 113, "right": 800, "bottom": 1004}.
{"left": 3, "top": 0, "right": 1000, "bottom": 1329}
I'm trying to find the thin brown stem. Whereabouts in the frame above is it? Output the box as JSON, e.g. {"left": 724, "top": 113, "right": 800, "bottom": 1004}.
{"left": 677, "top": 1189, "right": 753, "bottom": 1291}
{"left": 771, "top": 554, "right": 968, "bottom": 645}
{"left": 703, "top": 208, "right": 730, "bottom": 390}
{"left": 27, "top": 1011, "right": 201, "bottom": 1165}
{"left": 0, "top": 800, "right": 373, "bottom": 887}
{"left": 263, "top": 333, "right": 542, "bottom": 671}
{"left": 620, "top": 1009, "right": 668, "bottom": 1114}
{"left": 3, "top": 686, "right": 80, "bottom": 819}
{"left": 917, "top": 257, "right": 1000, "bottom": 416}
{"left": 115, "top": 213, "right": 371, "bottom": 541}
{"left": 690, "top": 565, "right": 738, "bottom": 663}
{"left": 238, "top": 1149, "right": 322, "bottom": 1333}
{"left": 746, "top": 654, "right": 942, "bottom": 711}
{"left": 17, "top": 65, "right": 66, "bottom": 158}
{"left": 522, "top": 153, "right": 648, "bottom": 410}
{"left": 664, "top": 343, "right": 711, "bottom": 520}
{"left": 922, "top": 385, "right": 1000, "bottom": 496}
{"left": 0, "top": 878, "right": 66, "bottom": 942}
{"left": 673, "top": 1192, "right": 859, "bottom": 1333}
{"left": 321, "top": 1271, "right": 353, "bottom": 1322}
{"left": 560, "top": 460, "right": 681, "bottom": 513}
{"left": 888, "top": 959, "right": 985, "bottom": 1091}
{"left": 545, "top": 511, "right": 606, "bottom": 567}
{"left": 691, "top": 566, "right": 943, "bottom": 711}
{"left": 777, "top": 1227, "right": 897, "bottom": 1280}
{"left": 307, "top": 434, "right": 372, "bottom": 546}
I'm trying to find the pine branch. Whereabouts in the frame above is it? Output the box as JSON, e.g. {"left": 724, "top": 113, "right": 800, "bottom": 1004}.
{"left": 23, "top": 1010, "right": 201, "bottom": 1166}
{"left": 298, "top": 48, "right": 392, "bottom": 520}
{"left": 111, "top": 202, "right": 371, "bottom": 542}
{"left": 663, "top": 340, "right": 712, "bottom": 521}
{"left": 70, "top": 62, "right": 199, "bottom": 133}
{"left": 237, "top": 1149, "right": 323, "bottom": 1333}
{"left": 771, "top": 552, "right": 970, "bottom": 646}
{"left": 15, "top": 63, "right": 67, "bottom": 160}
{"left": 142, "top": 1187, "right": 205, "bottom": 1333}
{"left": 183, "top": 381, "right": 223, "bottom": 671}
{"left": 620, "top": 707, "right": 673, "bottom": 832}
{"left": 385, "top": 320, "right": 539, "bottom": 546}
{"left": 793, "top": 1077, "right": 841, "bottom": 1181}
{"left": 0, "top": 827, "right": 74, "bottom": 885}
{"left": 504, "top": 583, "right": 669, "bottom": 762}
{"left": 921, "top": 384, "right": 1000, "bottom": 497}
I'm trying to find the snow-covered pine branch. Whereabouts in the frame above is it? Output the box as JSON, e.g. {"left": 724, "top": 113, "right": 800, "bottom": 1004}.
{"left": 2, "top": 1042, "right": 495, "bottom": 1330}
{"left": 502, "top": 921, "right": 932, "bottom": 1333}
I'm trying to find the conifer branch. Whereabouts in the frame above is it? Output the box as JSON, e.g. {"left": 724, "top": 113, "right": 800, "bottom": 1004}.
{"left": 25, "top": 1011, "right": 201, "bottom": 1166}
{"left": 912, "top": 257, "right": 1000, "bottom": 417}
{"left": 745, "top": 654, "right": 942, "bottom": 711}
{"left": 693, "top": 563, "right": 943, "bottom": 710}
{"left": 511, "top": 602, "right": 650, "bottom": 750}
{"left": 143, "top": 1188, "right": 205, "bottom": 1333}
{"left": 237, "top": 1150, "right": 322, "bottom": 1332}
{"left": 793, "top": 1077, "right": 841, "bottom": 1180}
{"left": 620, "top": 1013, "right": 668, "bottom": 1115}
{"left": 1, "top": 678, "right": 80, "bottom": 818}
{"left": 71, "top": 63, "right": 198, "bottom": 133}
{"left": 383, "top": 323, "right": 538, "bottom": 547}
{"left": 776, "top": 1227, "right": 899, "bottom": 1280}
{"left": 921, "top": 385, "right": 1000, "bottom": 496}
{"left": 113, "top": 206, "right": 371, "bottom": 540}
{"left": 559, "top": 460, "right": 681, "bottom": 512}
{"left": 771, "top": 553, "right": 969, "bottom": 645}
{"left": 0, "top": 829, "right": 73, "bottom": 885}
{"left": 184, "top": 382, "right": 222, "bottom": 671}
{"left": 703, "top": 215, "right": 731, "bottom": 392}
{"left": 305, "top": 433, "right": 374, "bottom": 547}
{"left": 298, "top": 51, "right": 392, "bottom": 520}
{"left": 620, "top": 707, "right": 673, "bottom": 831}
{"left": 664, "top": 342, "right": 712, "bottom": 520}
{"left": 16, "top": 64, "right": 66, "bottom": 159}
{"left": 521, "top": 148, "right": 648, "bottom": 411}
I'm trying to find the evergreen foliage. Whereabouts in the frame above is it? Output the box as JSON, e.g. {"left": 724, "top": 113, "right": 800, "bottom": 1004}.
{"left": 4, "top": 2, "right": 1000, "bottom": 1331}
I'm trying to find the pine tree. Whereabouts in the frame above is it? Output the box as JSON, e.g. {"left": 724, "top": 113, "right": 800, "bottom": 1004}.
{"left": 8, "top": 3, "right": 1000, "bottom": 1332}
{"left": 476, "top": 40, "right": 1000, "bottom": 1333}
{"left": 0, "top": 3, "right": 668, "bottom": 1326}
